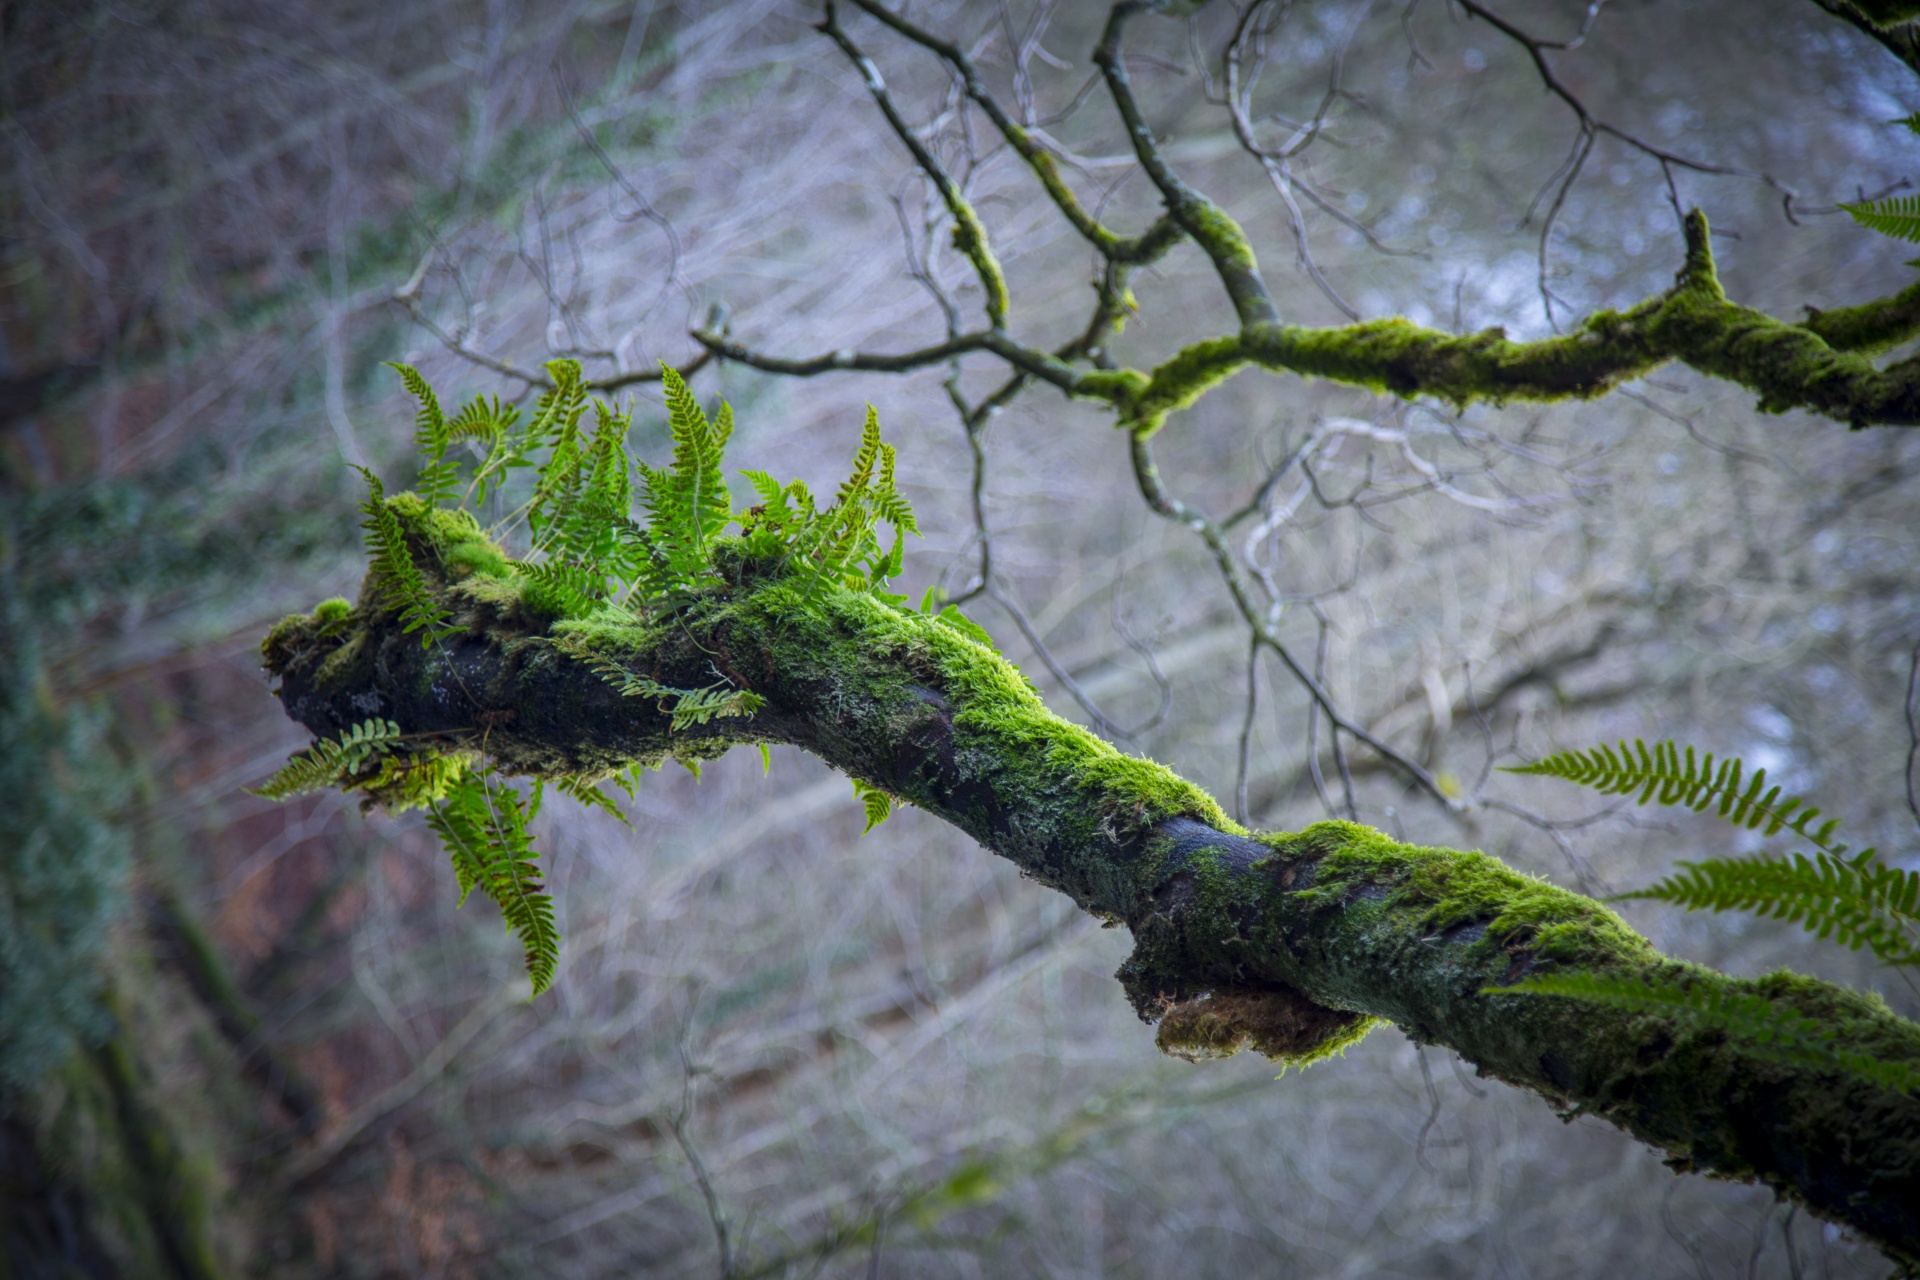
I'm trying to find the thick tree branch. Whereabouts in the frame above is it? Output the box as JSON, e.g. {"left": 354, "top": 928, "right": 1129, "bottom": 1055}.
{"left": 1807, "top": 0, "right": 1920, "bottom": 76}
{"left": 260, "top": 522, "right": 1920, "bottom": 1267}
{"left": 1063, "top": 212, "right": 1920, "bottom": 433}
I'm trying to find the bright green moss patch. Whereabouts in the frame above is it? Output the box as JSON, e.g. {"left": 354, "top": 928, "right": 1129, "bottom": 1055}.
{"left": 443, "top": 537, "right": 511, "bottom": 581}
{"left": 1280, "top": 820, "right": 1656, "bottom": 965}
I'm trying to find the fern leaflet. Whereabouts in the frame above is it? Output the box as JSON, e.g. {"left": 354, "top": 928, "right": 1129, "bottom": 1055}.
{"left": 355, "top": 467, "right": 457, "bottom": 647}
{"left": 1840, "top": 193, "right": 1920, "bottom": 244}
{"left": 851, "top": 777, "right": 895, "bottom": 832}
{"left": 250, "top": 719, "right": 403, "bottom": 799}
{"left": 1620, "top": 852, "right": 1920, "bottom": 967}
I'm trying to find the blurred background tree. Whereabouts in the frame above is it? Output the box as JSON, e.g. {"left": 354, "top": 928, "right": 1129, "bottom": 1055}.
{"left": 4, "top": 0, "right": 1919, "bottom": 1275}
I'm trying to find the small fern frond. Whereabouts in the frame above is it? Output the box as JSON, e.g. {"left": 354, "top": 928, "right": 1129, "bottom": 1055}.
{"left": 1506, "top": 740, "right": 1842, "bottom": 849}
{"left": 554, "top": 774, "right": 630, "bottom": 827}
{"left": 1489, "top": 972, "right": 1920, "bottom": 1094}
{"left": 1840, "top": 193, "right": 1920, "bottom": 244}
{"left": 851, "top": 777, "right": 894, "bottom": 832}
{"left": 428, "top": 772, "right": 559, "bottom": 995}
{"left": 512, "top": 559, "right": 604, "bottom": 619}
{"left": 1620, "top": 853, "right": 1920, "bottom": 967}
{"left": 355, "top": 467, "right": 457, "bottom": 647}
{"left": 625, "top": 677, "right": 765, "bottom": 731}
{"left": 250, "top": 718, "right": 403, "bottom": 799}
{"left": 362, "top": 750, "right": 468, "bottom": 812}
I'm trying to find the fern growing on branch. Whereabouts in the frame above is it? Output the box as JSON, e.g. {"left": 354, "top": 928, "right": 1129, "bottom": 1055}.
{"left": 424, "top": 771, "right": 559, "bottom": 995}
{"left": 1503, "top": 738, "right": 1920, "bottom": 1092}
{"left": 249, "top": 719, "right": 404, "bottom": 799}
{"left": 256, "top": 362, "right": 958, "bottom": 996}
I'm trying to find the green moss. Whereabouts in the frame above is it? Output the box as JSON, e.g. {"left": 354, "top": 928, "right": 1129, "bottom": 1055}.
{"left": 949, "top": 199, "right": 1010, "bottom": 327}
{"left": 443, "top": 538, "right": 511, "bottom": 581}
{"left": 312, "top": 597, "right": 352, "bottom": 624}
{"left": 1179, "top": 201, "right": 1258, "bottom": 273}
{"left": 1281, "top": 820, "right": 1653, "bottom": 965}
{"left": 1074, "top": 368, "right": 1150, "bottom": 407}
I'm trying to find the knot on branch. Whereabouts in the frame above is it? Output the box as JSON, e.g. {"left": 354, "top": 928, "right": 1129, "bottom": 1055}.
{"left": 1150, "top": 983, "right": 1374, "bottom": 1065}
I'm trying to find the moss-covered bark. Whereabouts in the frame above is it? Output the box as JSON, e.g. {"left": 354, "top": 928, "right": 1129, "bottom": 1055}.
{"left": 261, "top": 514, "right": 1920, "bottom": 1269}
{"left": 1064, "top": 212, "right": 1920, "bottom": 435}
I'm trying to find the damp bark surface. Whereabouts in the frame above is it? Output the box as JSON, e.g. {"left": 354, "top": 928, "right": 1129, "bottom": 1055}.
{"left": 262, "top": 533, "right": 1920, "bottom": 1269}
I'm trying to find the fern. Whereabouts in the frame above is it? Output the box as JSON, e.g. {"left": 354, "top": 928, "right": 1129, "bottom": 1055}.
{"left": 555, "top": 773, "right": 630, "bottom": 826}
{"left": 1490, "top": 973, "right": 1920, "bottom": 1094}
{"left": 425, "top": 772, "right": 559, "bottom": 995}
{"left": 355, "top": 466, "right": 457, "bottom": 647}
{"left": 636, "top": 363, "right": 733, "bottom": 599}
{"left": 553, "top": 635, "right": 764, "bottom": 730}
{"left": 851, "top": 777, "right": 895, "bottom": 832}
{"left": 1505, "top": 738, "right": 1920, "bottom": 1092}
{"left": 362, "top": 750, "right": 469, "bottom": 812}
{"left": 250, "top": 719, "right": 403, "bottom": 799}
{"left": 388, "top": 362, "right": 460, "bottom": 508}
{"left": 1508, "top": 739, "right": 1843, "bottom": 845}
{"left": 1891, "top": 112, "right": 1920, "bottom": 135}
{"left": 513, "top": 558, "right": 605, "bottom": 618}
{"left": 636, "top": 680, "right": 765, "bottom": 731}
{"left": 748, "top": 405, "right": 919, "bottom": 603}
{"left": 1621, "top": 852, "right": 1920, "bottom": 968}
{"left": 1840, "top": 193, "right": 1920, "bottom": 244}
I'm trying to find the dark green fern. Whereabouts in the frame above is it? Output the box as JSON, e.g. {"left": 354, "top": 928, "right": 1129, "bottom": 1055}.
{"left": 1503, "top": 738, "right": 1920, "bottom": 1092}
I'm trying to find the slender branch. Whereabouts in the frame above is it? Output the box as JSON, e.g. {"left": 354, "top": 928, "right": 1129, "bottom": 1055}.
{"left": 819, "top": 1, "right": 1010, "bottom": 329}
{"left": 1093, "top": 3, "right": 1280, "bottom": 328}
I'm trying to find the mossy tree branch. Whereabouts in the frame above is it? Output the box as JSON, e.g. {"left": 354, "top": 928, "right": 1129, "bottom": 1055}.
{"left": 261, "top": 510, "right": 1920, "bottom": 1268}
{"left": 705, "top": 7, "right": 1920, "bottom": 434}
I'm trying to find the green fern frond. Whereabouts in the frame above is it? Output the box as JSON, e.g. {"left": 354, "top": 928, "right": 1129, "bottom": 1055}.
{"left": 362, "top": 750, "right": 468, "bottom": 812}
{"left": 1506, "top": 739, "right": 1841, "bottom": 847}
{"left": 638, "top": 363, "right": 734, "bottom": 598}
{"left": 1840, "top": 193, "right": 1920, "bottom": 244}
{"left": 355, "top": 467, "right": 457, "bottom": 647}
{"left": 1890, "top": 112, "right": 1920, "bottom": 135}
{"left": 851, "top": 777, "right": 894, "bottom": 832}
{"left": 512, "top": 558, "right": 604, "bottom": 618}
{"left": 554, "top": 774, "right": 630, "bottom": 827}
{"left": 624, "top": 678, "right": 765, "bottom": 732}
{"left": 387, "top": 362, "right": 463, "bottom": 507}
{"left": 249, "top": 718, "right": 403, "bottom": 799}
{"left": 1621, "top": 853, "right": 1920, "bottom": 967}
{"left": 427, "top": 772, "right": 559, "bottom": 995}
{"left": 1489, "top": 972, "right": 1920, "bottom": 1094}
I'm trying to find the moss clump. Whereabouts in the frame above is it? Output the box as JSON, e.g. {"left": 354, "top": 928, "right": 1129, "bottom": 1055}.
{"left": 1279, "top": 819, "right": 1654, "bottom": 966}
